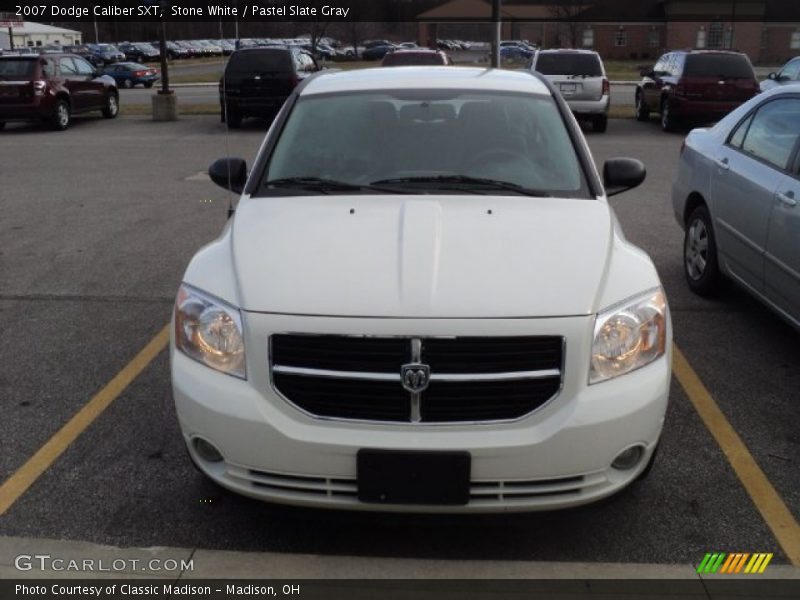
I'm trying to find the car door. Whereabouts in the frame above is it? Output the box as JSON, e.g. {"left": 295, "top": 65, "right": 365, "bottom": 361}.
{"left": 58, "top": 57, "right": 88, "bottom": 112}
{"left": 643, "top": 54, "right": 669, "bottom": 110}
{"left": 710, "top": 99, "right": 797, "bottom": 292}
{"left": 763, "top": 98, "right": 800, "bottom": 324}
{"left": 72, "top": 56, "right": 104, "bottom": 110}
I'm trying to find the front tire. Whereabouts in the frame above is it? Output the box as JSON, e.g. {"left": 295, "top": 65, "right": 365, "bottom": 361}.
{"left": 684, "top": 205, "right": 722, "bottom": 296}
{"left": 593, "top": 114, "right": 608, "bottom": 133}
{"left": 635, "top": 91, "right": 650, "bottom": 121}
{"left": 102, "top": 92, "right": 119, "bottom": 118}
{"left": 661, "top": 98, "right": 679, "bottom": 132}
{"left": 50, "top": 99, "right": 70, "bottom": 130}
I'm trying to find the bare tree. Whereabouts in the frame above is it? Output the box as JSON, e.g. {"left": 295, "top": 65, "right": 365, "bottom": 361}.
{"left": 548, "top": 0, "right": 591, "bottom": 48}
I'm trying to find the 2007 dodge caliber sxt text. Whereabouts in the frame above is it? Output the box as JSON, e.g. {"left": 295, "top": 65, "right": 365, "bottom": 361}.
{"left": 171, "top": 67, "right": 672, "bottom": 512}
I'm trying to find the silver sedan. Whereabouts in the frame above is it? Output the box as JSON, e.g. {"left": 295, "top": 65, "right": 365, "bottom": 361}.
{"left": 672, "top": 84, "right": 800, "bottom": 329}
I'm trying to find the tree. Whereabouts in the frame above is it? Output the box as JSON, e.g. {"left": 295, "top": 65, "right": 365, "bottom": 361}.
{"left": 548, "top": 0, "right": 591, "bottom": 48}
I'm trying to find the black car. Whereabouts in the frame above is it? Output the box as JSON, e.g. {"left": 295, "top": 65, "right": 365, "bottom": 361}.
{"left": 118, "top": 42, "right": 159, "bottom": 63}
{"left": 219, "top": 47, "right": 319, "bottom": 128}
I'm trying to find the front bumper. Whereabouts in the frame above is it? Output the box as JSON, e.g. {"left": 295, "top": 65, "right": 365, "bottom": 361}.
{"left": 172, "top": 313, "right": 671, "bottom": 513}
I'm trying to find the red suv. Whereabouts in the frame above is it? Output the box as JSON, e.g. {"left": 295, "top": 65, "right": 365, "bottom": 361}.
{"left": 0, "top": 53, "right": 119, "bottom": 131}
{"left": 635, "top": 50, "right": 758, "bottom": 131}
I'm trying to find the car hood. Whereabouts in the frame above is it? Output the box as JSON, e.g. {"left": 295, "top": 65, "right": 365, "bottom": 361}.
{"left": 231, "top": 195, "right": 612, "bottom": 318}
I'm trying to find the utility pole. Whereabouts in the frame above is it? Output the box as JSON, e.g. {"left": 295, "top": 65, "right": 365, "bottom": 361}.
{"left": 491, "top": 0, "right": 501, "bottom": 67}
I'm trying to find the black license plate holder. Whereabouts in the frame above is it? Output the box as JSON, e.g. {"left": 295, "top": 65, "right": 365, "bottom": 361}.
{"left": 357, "top": 450, "right": 471, "bottom": 506}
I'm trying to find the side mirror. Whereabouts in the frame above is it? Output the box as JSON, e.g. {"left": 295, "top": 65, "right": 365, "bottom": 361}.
{"left": 767, "top": 72, "right": 777, "bottom": 80}
{"left": 209, "top": 157, "right": 247, "bottom": 194}
{"left": 603, "top": 158, "right": 646, "bottom": 197}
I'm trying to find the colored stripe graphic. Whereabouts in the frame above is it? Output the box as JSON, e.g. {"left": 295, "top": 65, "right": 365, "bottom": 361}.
{"left": 702, "top": 552, "right": 773, "bottom": 574}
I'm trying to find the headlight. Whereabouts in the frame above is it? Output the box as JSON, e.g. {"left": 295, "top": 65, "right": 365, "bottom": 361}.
{"left": 174, "top": 284, "right": 246, "bottom": 379}
{"left": 589, "top": 288, "right": 667, "bottom": 384}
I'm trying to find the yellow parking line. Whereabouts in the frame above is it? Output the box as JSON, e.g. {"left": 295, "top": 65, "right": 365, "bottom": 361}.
{"left": 672, "top": 344, "right": 800, "bottom": 566}
{"left": 0, "top": 324, "right": 170, "bottom": 517}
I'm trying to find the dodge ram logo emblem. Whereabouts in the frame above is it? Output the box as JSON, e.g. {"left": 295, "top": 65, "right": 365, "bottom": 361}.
{"left": 401, "top": 363, "right": 430, "bottom": 393}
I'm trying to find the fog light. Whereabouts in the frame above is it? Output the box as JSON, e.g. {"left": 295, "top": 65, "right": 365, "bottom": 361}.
{"left": 611, "top": 445, "right": 644, "bottom": 470}
{"left": 193, "top": 438, "right": 223, "bottom": 463}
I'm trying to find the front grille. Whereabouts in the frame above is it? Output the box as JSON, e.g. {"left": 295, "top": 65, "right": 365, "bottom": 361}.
{"left": 270, "top": 334, "right": 563, "bottom": 424}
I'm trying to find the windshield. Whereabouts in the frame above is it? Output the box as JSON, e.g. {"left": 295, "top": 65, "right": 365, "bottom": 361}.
{"left": 97, "top": 44, "right": 118, "bottom": 52}
{"left": 261, "top": 90, "right": 589, "bottom": 197}
{"left": 535, "top": 54, "right": 602, "bottom": 76}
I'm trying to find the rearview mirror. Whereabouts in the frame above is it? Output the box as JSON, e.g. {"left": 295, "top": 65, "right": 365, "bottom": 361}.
{"left": 603, "top": 158, "right": 646, "bottom": 197}
{"left": 209, "top": 157, "right": 247, "bottom": 194}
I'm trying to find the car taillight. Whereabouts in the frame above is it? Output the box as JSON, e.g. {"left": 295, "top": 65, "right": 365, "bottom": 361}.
{"left": 602, "top": 78, "right": 609, "bottom": 95}
{"left": 135, "top": 71, "right": 146, "bottom": 77}
{"left": 33, "top": 80, "right": 46, "bottom": 95}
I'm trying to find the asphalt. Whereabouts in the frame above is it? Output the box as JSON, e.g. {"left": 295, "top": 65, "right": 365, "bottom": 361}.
{"left": 0, "top": 116, "right": 797, "bottom": 575}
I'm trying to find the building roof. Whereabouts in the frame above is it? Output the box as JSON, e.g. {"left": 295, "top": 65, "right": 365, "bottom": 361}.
{"left": 14, "top": 21, "right": 81, "bottom": 35}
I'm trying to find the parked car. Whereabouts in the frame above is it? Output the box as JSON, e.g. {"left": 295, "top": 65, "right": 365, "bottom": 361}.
{"left": 381, "top": 49, "right": 452, "bottom": 66}
{"left": 672, "top": 85, "right": 800, "bottom": 327}
{"left": 174, "top": 41, "right": 200, "bottom": 58}
{"left": 85, "top": 43, "right": 125, "bottom": 65}
{"left": 760, "top": 56, "right": 800, "bottom": 92}
{"left": 0, "top": 53, "right": 119, "bottom": 130}
{"left": 362, "top": 43, "right": 397, "bottom": 61}
{"left": 636, "top": 50, "right": 759, "bottom": 131}
{"left": 118, "top": 42, "right": 159, "bottom": 63}
{"left": 103, "top": 62, "right": 159, "bottom": 88}
{"left": 174, "top": 67, "right": 670, "bottom": 513}
{"left": 219, "top": 47, "right": 319, "bottom": 128}
{"left": 500, "top": 40, "right": 534, "bottom": 61}
{"left": 528, "top": 49, "right": 610, "bottom": 133}
{"left": 152, "top": 40, "right": 190, "bottom": 60}
{"left": 62, "top": 44, "right": 104, "bottom": 67}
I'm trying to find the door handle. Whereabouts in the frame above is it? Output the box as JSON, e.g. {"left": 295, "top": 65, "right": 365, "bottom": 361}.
{"left": 715, "top": 157, "right": 730, "bottom": 171}
{"left": 777, "top": 191, "right": 797, "bottom": 207}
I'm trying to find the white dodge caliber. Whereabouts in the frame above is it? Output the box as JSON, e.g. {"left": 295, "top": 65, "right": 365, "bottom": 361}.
{"left": 171, "top": 67, "right": 671, "bottom": 512}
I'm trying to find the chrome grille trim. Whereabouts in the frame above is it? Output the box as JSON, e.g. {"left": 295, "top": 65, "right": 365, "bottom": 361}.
{"left": 273, "top": 364, "right": 561, "bottom": 382}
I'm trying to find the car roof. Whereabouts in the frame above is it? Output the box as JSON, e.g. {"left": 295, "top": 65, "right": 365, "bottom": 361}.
{"left": 301, "top": 67, "right": 551, "bottom": 97}
{"left": 675, "top": 49, "right": 748, "bottom": 56}
{"left": 390, "top": 49, "right": 444, "bottom": 55}
{"left": 537, "top": 48, "right": 599, "bottom": 55}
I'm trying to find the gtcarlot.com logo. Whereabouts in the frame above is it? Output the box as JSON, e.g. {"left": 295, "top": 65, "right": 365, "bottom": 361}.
{"left": 697, "top": 552, "right": 773, "bottom": 574}
{"left": 14, "top": 554, "right": 193, "bottom": 572}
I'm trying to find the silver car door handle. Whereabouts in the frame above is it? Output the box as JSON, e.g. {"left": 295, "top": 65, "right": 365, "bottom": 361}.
{"left": 777, "top": 191, "right": 797, "bottom": 207}
{"left": 715, "top": 157, "right": 730, "bottom": 170}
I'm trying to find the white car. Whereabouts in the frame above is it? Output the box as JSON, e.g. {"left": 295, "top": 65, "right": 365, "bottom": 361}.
{"left": 171, "top": 67, "right": 671, "bottom": 512}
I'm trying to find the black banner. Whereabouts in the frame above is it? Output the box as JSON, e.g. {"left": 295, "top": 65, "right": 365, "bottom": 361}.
{"left": 2, "top": 0, "right": 800, "bottom": 23}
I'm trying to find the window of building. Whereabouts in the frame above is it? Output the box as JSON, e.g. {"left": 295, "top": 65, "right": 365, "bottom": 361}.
{"left": 791, "top": 30, "right": 800, "bottom": 50}
{"left": 708, "top": 22, "right": 724, "bottom": 49}
{"left": 697, "top": 26, "right": 706, "bottom": 49}
{"left": 35, "top": 40, "right": 42, "bottom": 47}
{"left": 648, "top": 28, "right": 659, "bottom": 48}
{"left": 614, "top": 27, "right": 627, "bottom": 47}
{"left": 723, "top": 26, "right": 733, "bottom": 49}
{"left": 582, "top": 27, "right": 594, "bottom": 48}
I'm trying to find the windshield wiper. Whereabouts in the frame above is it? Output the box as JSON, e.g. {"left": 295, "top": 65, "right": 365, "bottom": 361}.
{"left": 264, "top": 177, "right": 413, "bottom": 195}
{"left": 371, "top": 175, "right": 551, "bottom": 197}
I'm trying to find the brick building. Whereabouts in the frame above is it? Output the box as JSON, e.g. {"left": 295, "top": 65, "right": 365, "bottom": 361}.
{"left": 417, "top": 0, "right": 800, "bottom": 64}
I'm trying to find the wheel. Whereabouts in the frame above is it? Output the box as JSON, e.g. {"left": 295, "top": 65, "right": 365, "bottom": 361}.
{"left": 684, "top": 205, "right": 722, "bottom": 296}
{"left": 102, "top": 92, "right": 119, "bottom": 118}
{"left": 660, "top": 98, "right": 679, "bottom": 132}
{"left": 144, "top": 81, "right": 154, "bottom": 89}
{"left": 635, "top": 91, "right": 650, "bottom": 121}
{"left": 225, "top": 105, "right": 242, "bottom": 128}
{"left": 50, "top": 99, "right": 70, "bottom": 130}
{"left": 593, "top": 114, "right": 608, "bottom": 133}
{"left": 122, "top": 78, "right": 133, "bottom": 89}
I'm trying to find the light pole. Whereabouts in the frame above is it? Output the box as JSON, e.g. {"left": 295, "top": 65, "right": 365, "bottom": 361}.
{"left": 491, "top": 0, "right": 501, "bottom": 67}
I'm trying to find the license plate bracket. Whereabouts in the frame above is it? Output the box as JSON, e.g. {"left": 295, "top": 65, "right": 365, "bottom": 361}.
{"left": 357, "top": 450, "right": 471, "bottom": 506}
{"left": 560, "top": 82, "right": 577, "bottom": 94}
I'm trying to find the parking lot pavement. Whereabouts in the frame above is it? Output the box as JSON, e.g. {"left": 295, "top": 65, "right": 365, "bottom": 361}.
{"left": 0, "top": 116, "right": 797, "bottom": 569}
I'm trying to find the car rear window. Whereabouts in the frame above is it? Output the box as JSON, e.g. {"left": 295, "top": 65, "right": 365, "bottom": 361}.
{"left": 535, "top": 54, "right": 602, "bottom": 77}
{"left": 0, "top": 59, "right": 37, "bottom": 78}
{"left": 684, "top": 54, "right": 754, "bottom": 78}
{"left": 226, "top": 50, "right": 292, "bottom": 76}
{"left": 383, "top": 53, "right": 444, "bottom": 66}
